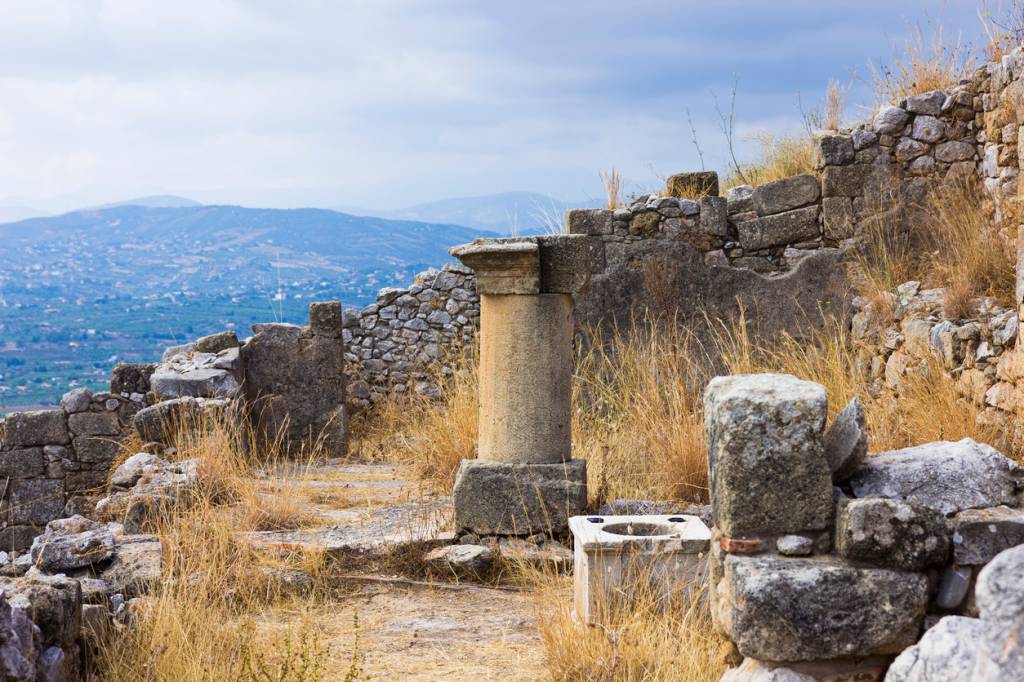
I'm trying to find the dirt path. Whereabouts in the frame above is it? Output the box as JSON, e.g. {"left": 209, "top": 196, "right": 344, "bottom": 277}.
{"left": 254, "top": 460, "right": 550, "bottom": 680}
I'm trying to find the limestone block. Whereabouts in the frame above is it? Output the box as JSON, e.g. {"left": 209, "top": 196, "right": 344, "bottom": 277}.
{"left": 704, "top": 374, "right": 832, "bottom": 537}
{"left": 3, "top": 411, "right": 69, "bottom": 448}
{"left": 812, "top": 132, "right": 855, "bottom": 168}
{"left": 821, "top": 196, "right": 854, "bottom": 240}
{"left": 72, "top": 435, "right": 121, "bottom": 465}
{"left": 193, "top": 330, "right": 239, "bottom": 353}
{"left": 835, "top": 497, "right": 950, "bottom": 570}
{"left": 975, "top": 543, "right": 1024, "bottom": 625}
{"left": 566, "top": 208, "right": 613, "bottom": 236}
{"left": 848, "top": 439, "right": 1024, "bottom": 516}
{"left": 935, "top": 140, "right": 976, "bottom": 163}
{"left": 885, "top": 615, "right": 991, "bottom": 682}
{"left": 150, "top": 361, "right": 239, "bottom": 400}
{"left": 537, "top": 235, "right": 591, "bottom": 294}
{"left": 67, "top": 412, "right": 120, "bottom": 437}
{"left": 29, "top": 516, "right": 117, "bottom": 573}
{"left": 822, "top": 397, "right": 867, "bottom": 482}
{"left": 100, "top": 534, "right": 163, "bottom": 597}
{"left": 570, "top": 514, "right": 710, "bottom": 625}
{"left": 666, "top": 171, "right": 719, "bottom": 198}
{"left": 751, "top": 174, "right": 820, "bottom": 216}
{"left": 308, "top": 301, "right": 343, "bottom": 338}
{"left": 453, "top": 459, "right": 586, "bottom": 536}
{"left": 132, "top": 397, "right": 202, "bottom": 443}
{"left": 725, "top": 184, "right": 753, "bottom": 214}
{"left": 699, "top": 196, "right": 729, "bottom": 237}
{"left": 449, "top": 239, "right": 540, "bottom": 294}
{"left": 736, "top": 206, "right": 819, "bottom": 251}
{"left": 0, "top": 448, "right": 45, "bottom": 478}
{"left": 953, "top": 506, "right": 1024, "bottom": 565}
{"left": 874, "top": 105, "right": 910, "bottom": 134}
{"left": 905, "top": 90, "right": 945, "bottom": 116}
{"left": 895, "top": 138, "right": 929, "bottom": 162}
{"left": 911, "top": 115, "right": 945, "bottom": 142}
{"left": 713, "top": 554, "right": 928, "bottom": 661}
{"left": 110, "top": 363, "right": 155, "bottom": 396}
{"left": 821, "top": 164, "right": 872, "bottom": 197}
{"left": 59, "top": 388, "right": 92, "bottom": 414}
{"left": 425, "top": 544, "right": 494, "bottom": 578}
{"left": 9, "top": 479, "right": 65, "bottom": 526}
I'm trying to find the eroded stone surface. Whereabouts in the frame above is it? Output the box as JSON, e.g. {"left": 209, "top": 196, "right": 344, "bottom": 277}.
{"left": 823, "top": 398, "right": 867, "bottom": 482}
{"left": 952, "top": 506, "right": 1024, "bottom": 565}
{"left": 835, "top": 497, "right": 950, "bottom": 570}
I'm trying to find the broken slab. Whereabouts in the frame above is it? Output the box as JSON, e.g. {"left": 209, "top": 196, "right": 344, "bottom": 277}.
{"left": 713, "top": 553, "right": 928, "bottom": 661}
{"left": 848, "top": 439, "right": 1023, "bottom": 516}
{"left": 704, "top": 374, "right": 833, "bottom": 537}
{"left": 823, "top": 397, "right": 867, "bottom": 482}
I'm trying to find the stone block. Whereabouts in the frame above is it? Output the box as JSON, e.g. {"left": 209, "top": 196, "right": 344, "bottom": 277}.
{"left": 2, "top": 411, "right": 69, "bottom": 448}
{"left": 821, "top": 196, "right": 854, "bottom": 240}
{"left": 10, "top": 479, "right": 65, "bottom": 525}
{"left": 309, "top": 301, "right": 343, "bottom": 338}
{"left": 813, "top": 132, "right": 855, "bottom": 167}
{"left": 566, "top": 208, "right": 613, "bottom": 236}
{"left": 666, "top": 171, "right": 719, "bottom": 198}
{"left": 725, "top": 184, "right": 753, "bottom": 214}
{"left": 132, "top": 396, "right": 201, "bottom": 443}
{"left": 752, "top": 174, "right": 820, "bottom": 216}
{"left": 449, "top": 238, "right": 540, "bottom": 294}
{"left": 713, "top": 554, "right": 928, "bottom": 661}
{"left": 72, "top": 435, "right": 121, "bottom": 464}
{"left": 835, "top": 497, "right": 950, "bottom": 570}
{"left": 704, "top": 374, "right": 832, "bottom": 537}
{"left": 150, "top": 364, "right": 239, "bottom": 400}
{"left": 0, "top": 448, "right": 45, "bottom": 478}
{"left": 953, "top": 505, "right": 1024, "bottom": 565}
{"left": 873, "top": 105, "right": 910, "bottom": 134}
{"left": 911, "top": 115, "right": 945, "bottom": 143}
{"left": 821, "top": 164, "right": 872, "bottom": 197}
{"left": 537, "top": 235, "right": 591, "bottom": 294}
{"left": 935, "top": 140, "right": 976, "bottom": 163}
{"left": 699, "top": 196, "right": 729, "bottom": 237}
{"left": 848, "top": 438, "right": 1023, "bottom": 516}
{"left": 736, "top": 206, "right": 820, "bottom": 251}
{"left": 885, "top": 615, "right": 992, "bottom": 682}
{"left": 570, "top": 514, "right": 710, "bottom": 625}
{"left": 453, "top": 459, "right": 586, "bottom": 536}
{"left": 193, "top": 330, "right": 239, "bottom": 353}
{"left": 110, "top": 363, "right": 155, "bottom": 396}
{"left": 0, "top": 525, "right": 42, "bottom": 552}
{"left": 822, "top": 397, "right": 867, "bottom": 482}
{"left": 59, "top": 388, "right": 93, "bottom": 414}
{"left": 975, "top": 543, "right": 1024, "bottom": 626}
{"left": 905, "top": 90, "right": 945, "bottom": 116}
{"left": 67, "top": 412, "right": 120, "bottom": 437}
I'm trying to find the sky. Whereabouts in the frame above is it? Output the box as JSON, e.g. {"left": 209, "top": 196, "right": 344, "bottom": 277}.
{"left": 0, "top": 0, "right": 996, "bottom": 213}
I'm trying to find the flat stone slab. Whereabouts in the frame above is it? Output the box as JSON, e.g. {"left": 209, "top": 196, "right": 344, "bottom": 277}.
{"left": 245, "top": 498, "right": 455, "bottom": 558}
{"left": 953, "top": 506, "right": 1024, "bottom": 565}
{"left": 848, "top": 439, "right": 1024, "bottom": 516}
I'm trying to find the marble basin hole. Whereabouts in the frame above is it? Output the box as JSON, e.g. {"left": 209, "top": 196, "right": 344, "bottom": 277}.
{"left": 601, "top": 522, "right": 676, "bottom": 537}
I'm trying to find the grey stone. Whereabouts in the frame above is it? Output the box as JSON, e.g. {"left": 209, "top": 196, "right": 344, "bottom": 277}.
{"left": 885, "top": 615, "right": 991, "bottom": 682}
{"left": 308, "top": 301, "right": 343, "bottom": 338}
{"left": 752, "top": 174, "right": 820, "bottom": 216}
{"left": 852, "top": 128, "right": 878, "bottom": 150}
{"left": 666, "top": 171, "right": 719, "bottom": 198}
{"left": 848, "top": 439, "right": 1024, "bottom": 516}
{"left": 823, "top": 398, "right": 867, "bottom": 482}
{"left": 160, "top": 342, "right": 195, "bottom": 362}
{"left": 72, "top": 434, "right": 121, "bottom": 464}
{"left": 813, "top": 133, "right": 855, "bottom": 167}
{"left": 895, "top": 138, "right": 929, "bottom": 161}
{"left": 736, "top": 206, "right": 820, "bottom": 251}
{"left": 132, "top": 396, "right": 201, "bottom": 443}
{"left": 537, "top": 235, "right": 591, "bottom": 294}
{"left": 99, "top": 535, "right": 162, "bottom": 597}
{"left": 110, "top": 363, "right": 154, "bottom": 396}
{"left": 704, "top": 374, "right": 832, "bottom": 537}
{"left": 721, "top": 659, "right": 816, "bottom": 682}
{"left": 453, "top": 459, "right": 586, "bottom": 536}
{"left": 566, "top": 208, "right": 613, "bottom": 236}
{"left": 776, "top": 535, "right": 814, "bottom": 556}
{"left": 714, "top": 553, "right": 928, "bottom": 661}
{"left": 0, "top": 591, "right": 37, "bottom": 681}
{"left": 835, "top": 497, "right": 949, "bottom": 570}
{"left": 912, "top": 115, "right": 945, "bottom": 143}
{"left": 29, "top": 516, "right": 117, "bottom": 572}
{"left": 699, "top": 196, "right": 729, "bottom": 237}
{"left": 953, "top": 506, "right": 1024, "bottom": 565}
{"left": 1, "top": 571, "right": 82, "bottom": 647}
{"left": 905, "top": 90, "right": 945, "bottom": 116}
{"left": 873, "top": 105, "right": 910, "bottom": 134}
{"left": 821, "top": 196, "right": 854, "bottom": 240}
{"left": 2, "top": 411, "right": 68, "bottom": 448}
{"left": 821, "top": 164, "right": 872, "bottom": 197}
{"left": 193, "top": 330, "right": 238, "bottom": 353}
{"left": 0, "top": 449, "right": 44, "bottom": 479}
{"left": 241, "top": 321, "right": 348, "bottom": 455}
{"left": 110, "top": 452, "right": 164, "bottom": 490}
{"left": 935, "top": 565, "right": 972, "bottom": 610}
{"left": 425, "top": 544, "right": 494, "bottom": 577}
{"left": 9, "top": 480, "right": 64, "bottom": 526}
{"left": 975, "top": 543, "right": 1024, "bottom": 626}
{"left": 935, "top": 140, "right": 976, "bottom": 163}
{"left": 725, "top": 184, "right": 754, "bottom": 214}
{"left": 67, "top": 411, "right": 120, "bottom": 437}
{"left": 59, "top": 389, "right": 92, "bottom": 414}
{"left": 150, "top": 364, "right": 239, "bottom": 400}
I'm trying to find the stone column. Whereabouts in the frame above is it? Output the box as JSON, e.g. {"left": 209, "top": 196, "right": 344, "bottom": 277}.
{"left": 448, "top": 236, "right": 589, "bottom": 536}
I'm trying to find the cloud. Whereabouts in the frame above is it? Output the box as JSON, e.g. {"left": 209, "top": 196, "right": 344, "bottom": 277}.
{"left": 0, "top": 0, "right": 987, "bottom": 211}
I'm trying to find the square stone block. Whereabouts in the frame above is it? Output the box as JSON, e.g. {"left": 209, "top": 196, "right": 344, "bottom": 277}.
{"left": 3, "top": 410, "right": 69, "bottom": 448}
{"left": 10, "top": 479, "right": 65, "bottom": 525}
{"left": 570, "top": 514, "right": 711, "bottom": 625}
{"left": 453, "top": 459, "right": 586, "bottom": 536}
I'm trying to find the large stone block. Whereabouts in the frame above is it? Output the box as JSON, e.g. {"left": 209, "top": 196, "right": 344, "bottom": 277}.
{"left": 666, "top": 171, "right": 719, "bottom": 198}
{"left": 752, "top": 174, "right": 820, "bottom": 216}
{"left": 953, "top": 506, "right": 1024, "bottom": 565}
{"left": 821, "top": 196, "right": 855, "bottom": 240}
{"left": 453, "top": 459, "right": 586, "bottom": 536}
{"left": 821, "top": 164, "right": 872, "bottom": 197}
{"left": 736, "top": 206, "right": 820, "bottom": 251}
{"left": 193, "top": 330, "right": 239, "bottom": 354}
{"left": 110, "top": 363, "right": 155, "bottom": 396}
{"left": 813, "top": 132, "right": 855, "bottom": 167}
{"left": 566, "top": 208, "right": 613, "bottom": 236}
{"left": 848, "top": 439, "right": 1023, "bottom": 516}
{"left": 132, "top": 396, "right": 202, "bottom": 444}
{"left": 835, "top": 497, "right": 949, "bottom": 570}
{"left": 2, "top": 411, "right": 69, "bottom": 448}
{"left": 72, "top": 435, "right": 121, "bottom": 464}
{"left": 713, "top": 554, "right": 928, "bottom": 662}
{"left": 699, "top": 196, "right": 729, "bottom": 237}
{"left": 704, "top": 374, "right": 832, "bottom": 537}
{"left": 0, "top": 448, "right": 45, "bottom": 478}
{"left": 309, "top": 301, "right": 343, "bottom": 339}
{"left": 9, "top": 479, "right": 65, "bottom": 525}
{"left": 885, "top": 615, "right": 992, "bottom": 682}
{"left": 67, "top": 412, "right": 120, "bottom": 437}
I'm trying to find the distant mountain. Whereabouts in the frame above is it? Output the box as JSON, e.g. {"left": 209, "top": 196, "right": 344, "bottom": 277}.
{"left": 85, "top": 195, "right": 203, "bottom": 210}
{"left": 361, "top": 192, "right": 604, "bottom": 234}
{"left": 0, "top": 205, "right": 48, "bottom": 223}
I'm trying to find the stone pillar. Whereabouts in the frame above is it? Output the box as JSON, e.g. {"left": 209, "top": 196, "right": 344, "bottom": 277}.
{"left": 448, "top": 236, "right": 589, "bottom": 536}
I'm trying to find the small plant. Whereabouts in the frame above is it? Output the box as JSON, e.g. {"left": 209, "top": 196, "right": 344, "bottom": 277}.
{"left": 600, "top": 169, "right": 623, "bottom": 210}
{"left": 235, "top": 621, "right": 327, "bottom": 682}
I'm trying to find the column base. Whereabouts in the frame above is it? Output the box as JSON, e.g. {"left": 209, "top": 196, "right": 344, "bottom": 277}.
{"left": 453, "top": 459, "right": 587, "bottom": 536}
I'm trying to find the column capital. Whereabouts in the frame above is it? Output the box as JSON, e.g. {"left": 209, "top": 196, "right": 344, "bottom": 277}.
{"left": 450, "top": 235, "right": 590, "bottom": 295}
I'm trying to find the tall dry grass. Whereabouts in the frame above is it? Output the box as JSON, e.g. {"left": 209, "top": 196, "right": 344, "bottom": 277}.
{"left": 93, "top": 410, "right": 342, "bottom": 681}
{"left": 600, "top": 169, "right": 623, "bottom": 210}
{"left": 870, "top": 20, "right": 974, "bottom": 104}
{"left": 979, "top": 1, "right": 1024, "bottom": 62}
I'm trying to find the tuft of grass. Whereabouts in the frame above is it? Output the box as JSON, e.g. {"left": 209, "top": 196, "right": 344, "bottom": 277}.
{"left": 870, "top": 20, "right": 974, "bottom": 104}
{"left": 600, "top": 169, "right": 623, "bottom": 210}
{"left": 979, "top": 1, "right": 1024, "bottom": 62}
{"left": 722, "top": 132, "right": 816, "bottom": 190}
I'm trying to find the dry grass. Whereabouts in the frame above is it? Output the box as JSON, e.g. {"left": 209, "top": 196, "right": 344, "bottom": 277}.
{"left": 600, "top": 168, "right": 623, "bottom": 210}
{"left": 822, "top": 80, "right": 848, "bottom": 131}
{"left": 870, "top": 20, "right": 974, "bottom": 104}
{"left": 722, "top": 132, "right": 816, "bottom": 190}
{"left": 93, "top": 411, "right": 343, "bottom": 681}
{"left": 979, "top": 1, "right": 1024, "bottom": 62}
